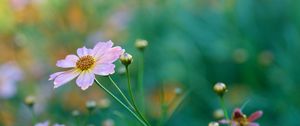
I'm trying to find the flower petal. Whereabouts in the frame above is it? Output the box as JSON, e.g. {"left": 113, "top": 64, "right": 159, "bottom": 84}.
{"left": 233, "top": 108, "right": 244, "bottom": 119}
{"left": 93, "top": 63, "right": 115, "bottom": 76}
{"left": 97, "top": 47, "right": 124, "bottom": 63}
{"left": 76, "top": 71, "right": 95, "bottom": 90}
{"left": 53, "top": 124, "right": 65, "bottom": 126}
{"left": 248, "top": 111, "right": 263, "bottom": 122}
{"left": 0, "top": 81, "right": 16, "bottom": 99}
{"left": 248, "top": 123, "right": 260, "bottom": 126}
{"left": 92, "top": 40, "right": 113, "bottom": 58}
{"left": 56, "top": 55, "right": 78, "bottom": 68}
{"left": 35, "top": 121, "right": 49, "bottom": 126}
{"left": 219, "top": 119, "right": 230, "bottom": 124}
{"left": 53, "top": 69, "right": 80, "bottom": 88}
{"left": 231, "top": 122, "right": 238, "bottom": 126}
{"left": 49, "top": 72, "right": 64, "bottom": 80}
{"left": 77, "top": 46, "right": 93, "bottom": 57}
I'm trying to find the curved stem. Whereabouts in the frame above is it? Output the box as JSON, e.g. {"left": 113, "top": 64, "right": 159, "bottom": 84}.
{"left": 94, "top": 79, "right": 147, "bottom": 126}
{"left": 220, "top": 97, "right": 230, "bottom": 126}
{"left": 108, "top": 76, "right": 134, "bottom": 110}
{"left": 240, "top": 99, "right": 251, "bottom": 111}
{"left": 125, "top": 66, "right": 151, "bottom": 126}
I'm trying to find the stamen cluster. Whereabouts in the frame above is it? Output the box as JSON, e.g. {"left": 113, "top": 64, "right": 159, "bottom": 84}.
{"left": 76, "top": 55, "right": 95, "bottom": 71}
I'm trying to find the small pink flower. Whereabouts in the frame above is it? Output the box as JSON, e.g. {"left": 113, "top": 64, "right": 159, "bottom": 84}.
{"left": 35, "top": 121, "right": 49, "bottom": 126}
{"left": 35, "top": 121, "right": 64, "bottom": 126}
{"left": 219, "top": 108, "right": 263, "bottom": 126}
{"left": 10, "top": 0, "right": 29, "bottom": 11}
{"left": 49, "top": 41, "right": 124, "bottom": 90}
{"left": 0, "top": 62, "right": 23, "bottom": 99}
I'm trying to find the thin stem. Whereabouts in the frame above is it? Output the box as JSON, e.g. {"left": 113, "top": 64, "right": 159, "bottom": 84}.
{"left": 161, "top": 104, "right": 168, "bottom": 126}
{"left": 125, "top": 66, "right": 151, "bottom": 126}
{"left": 138, "top": 51, "right": 145, "bottom": 112}
{"left": 165, "top": 91, "right": 190, "bottom": 123}
{"left": 220, "top": 96, "right": 230, "bottom": 126}
{"left": 240, "top": 99, "right": 251, "bottom": 111}
{"left": 108, "top": 76, "right": 134, "bottom": 110}
{"left": 158, "top": 84, "right": 167, "bottom": 126}
{"left": 83, "top": 111, "right": 91, "bottom": 126}
{"left": 125, "top": 66, "right": 135, "bottom": 108}
{"left": 75, "top": 116, "right": 80, "bottom": 126}
{"left": 167, "top": 94, "right": 179, "bottom": 108}
{"left": 27, "top": 106, "right": 37, "bottom": 125}
{"left": 94, "top": 79, "right": 147, "bottom": 126}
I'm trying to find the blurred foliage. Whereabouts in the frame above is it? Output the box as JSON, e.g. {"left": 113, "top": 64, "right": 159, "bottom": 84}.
{"left": 1, "top": 0, "right": 300, "bottom": 126}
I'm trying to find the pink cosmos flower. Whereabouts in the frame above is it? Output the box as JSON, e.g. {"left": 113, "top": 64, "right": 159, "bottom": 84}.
{"left": 49, "top": 41, "right": 124, "bottom": 90}
{"left": 219, "top": 108, "right": 263, "bottom": 126}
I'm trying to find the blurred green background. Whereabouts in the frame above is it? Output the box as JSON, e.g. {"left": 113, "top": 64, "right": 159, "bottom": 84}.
{"left": 1, "top": 0, "right": 300, "bottom": 125}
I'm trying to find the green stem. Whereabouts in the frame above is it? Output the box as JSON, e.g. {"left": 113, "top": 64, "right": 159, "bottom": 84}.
{"left": 220, "top": 97, "right": 230, "bottom": 126}
{"left": 83, "top": 111, "right": 91, "bottom": 126}
{"left": 125, "top": 66, "right": 151, "bottom": 126}
{"left": 138, "top": 51, "right": 145, "bottom": 112}
{"left": 167, "top": 94, "right": 179, "bottom": 108}
{"left": 94, "top": 79, "right": 147, "bottom": 126}
{"left": 160, "top": 104, "right": 168, "bottom": 126}
{"left": 159, "top": 85, "right": 168, "bottom": 126}
{"left": 75, "top": 116, "right": 80, "bottom": 126}
{"left": 108, "top": 76, "right": 134, "bottom": 110}
{"left": 240, "top": 99, "right": 250, "bottom": 111}
{"left": 165, "top": 91, "right": 189, "bottom": 123}
{"left": 27, "top": 107, "right": 37, "bottom": 125}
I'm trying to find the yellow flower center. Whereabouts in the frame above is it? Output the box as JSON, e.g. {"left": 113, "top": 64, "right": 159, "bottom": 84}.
{"left": 233, "top": 114, "right": 248, "bottom": 126}
{"left": 76, "top": 55, "right": 95, "bottom": 71}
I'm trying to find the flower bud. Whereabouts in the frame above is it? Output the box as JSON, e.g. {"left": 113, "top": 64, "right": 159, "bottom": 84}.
{"left": 135, "top": 39, "right": 148, "bottom": 51}
{"left": 86, "top": 100, "right": 97, "bottom": 112}
{"left": 24, "top": 95, "right": 35, "bottom": 108}
{"left": 120, "top": 53, "right": 133, "bottom": 66}
{"left": 72, "top": 110, "right": 80, "bottom": 117}
{"left": 213, "top": 82, "right": 227, "bottom": 96}
{"left": 208, "top": 122, "right": 219, "bottom": 126}
{"left": 102, "top": 119, "right": 114, "bottom": 126}
{"left": 174, "top": 87, "right": 182, "bottom": 95}
{"left": 98, "top": 98, "right": 111, "bottom": 109}
{"left": 213, "top": 109, "right": 224, "bottom": 119}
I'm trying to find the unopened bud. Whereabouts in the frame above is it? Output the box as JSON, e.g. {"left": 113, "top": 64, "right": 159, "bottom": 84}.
{"left": 135, "top": 39, "right": 148, "bottom": 51}
{"left": 72, "top": 110, "right": 80, "bottom": 117}
{"left": 102, "top": 119, "right": 114, "bottom": 126}
{"left": 174, "top": 87, "right": 182, "bottom": 95}
{"left": 120, "top": 53, "right": 133, "bottom": 66}
{"left": 208, "top": 122, "right": 219, "bottom": 126}
{"left": 24, "top": 95, "right": 35, "bottom": 107}
{"left": 86, "top": 100, "right": 97, "bottom": 112}
{"left": 98, "top": 98, "right": 111, "bottom": 109}
{"left": 213, "top": 109, "right": 224, "bottom": 119}
{"left": 213, "top": 82, "right": 227, "bottom": 97}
